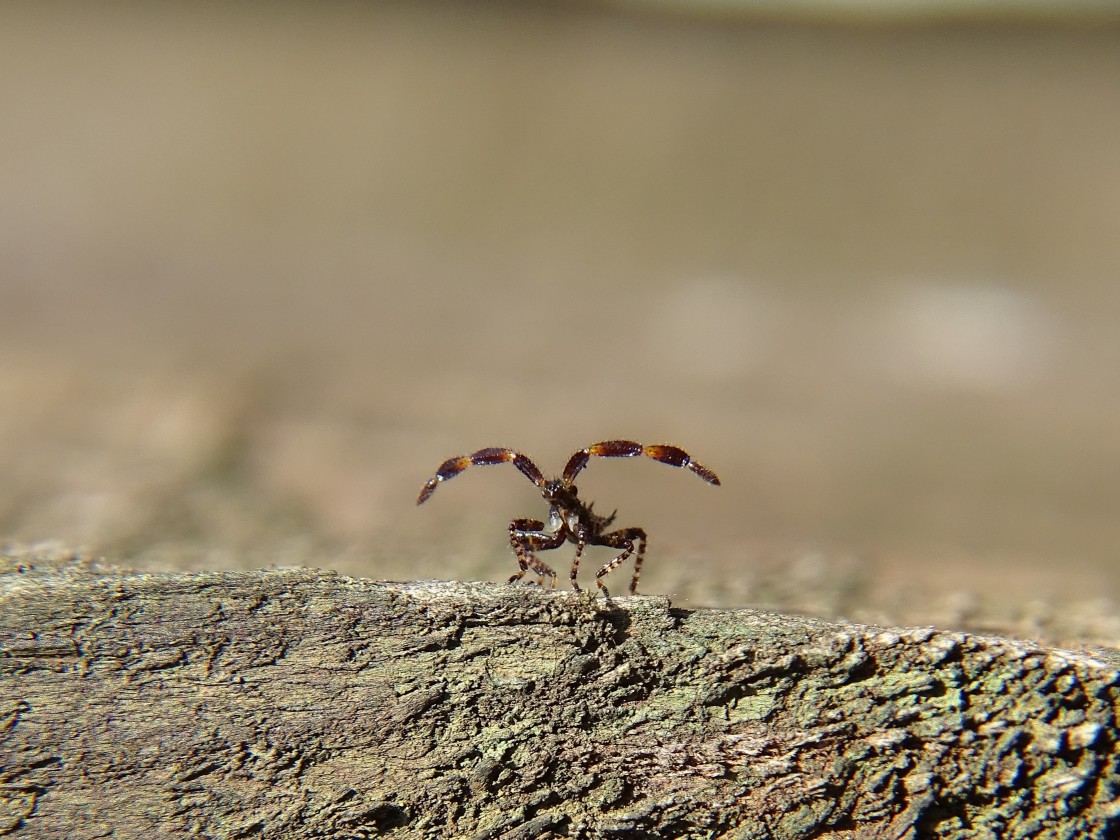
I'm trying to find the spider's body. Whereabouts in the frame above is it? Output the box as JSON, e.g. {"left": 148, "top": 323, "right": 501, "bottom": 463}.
{"left": 416, "top": 440, "right": 720, "bottom": 596}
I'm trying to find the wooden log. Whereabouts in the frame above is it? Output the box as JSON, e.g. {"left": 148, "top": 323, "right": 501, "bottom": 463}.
{"left": 2, "top": 554, "right": 1119, "bottom": 838}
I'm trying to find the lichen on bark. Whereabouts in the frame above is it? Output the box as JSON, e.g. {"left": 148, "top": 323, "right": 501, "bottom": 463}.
{"left": 2, "top": 554, "right": 1118, "bottom": 838}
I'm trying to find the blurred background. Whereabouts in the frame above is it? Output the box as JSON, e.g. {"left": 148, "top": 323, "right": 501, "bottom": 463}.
{"left": 2, "top": 1, "right": 1118, "bottom": 646}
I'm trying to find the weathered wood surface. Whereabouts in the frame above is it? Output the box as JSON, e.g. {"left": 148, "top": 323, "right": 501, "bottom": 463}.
{"left": 2, "top": 555, "right": 1119, "bottom": 839}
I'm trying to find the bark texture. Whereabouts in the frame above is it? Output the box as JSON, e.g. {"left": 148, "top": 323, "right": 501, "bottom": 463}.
{"left": 2, "top": 554, "right": 1119, "bottom": 839}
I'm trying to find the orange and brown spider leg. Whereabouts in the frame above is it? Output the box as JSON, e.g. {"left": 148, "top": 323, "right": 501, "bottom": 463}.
{"left": 562, "top": 440, "right": 721, "bottom": 487}
{"left": 508, "top": 518, "right": 564, "bottom": 588}
{"left": 417, "top": 447, "right": 546, "bottom": 505}
{"left": 562, "top": 440, "right": 643, "bottom": 482}
{"left": 642, "top": 444, "right": 721, "bottom": 486}
{"left": 592, "top": 526, "right": 648, "bottom": 597}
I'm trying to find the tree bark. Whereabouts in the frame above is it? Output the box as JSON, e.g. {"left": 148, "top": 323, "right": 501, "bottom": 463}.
{"left": 2, "top": 554, "right": 1119, "bottom": 839}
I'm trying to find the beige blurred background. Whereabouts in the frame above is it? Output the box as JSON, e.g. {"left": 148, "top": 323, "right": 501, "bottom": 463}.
{"left": 2, "top": 2, "right": 1118, "bottom": 645}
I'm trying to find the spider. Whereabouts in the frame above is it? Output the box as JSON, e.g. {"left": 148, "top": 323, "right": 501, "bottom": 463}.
{"left": 416, "top": 440, "right": 720, "bottom": 596}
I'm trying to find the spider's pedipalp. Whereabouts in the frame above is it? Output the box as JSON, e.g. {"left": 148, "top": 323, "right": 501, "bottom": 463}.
{"left": 416, "top": 447, "right": 546, "bottom": 505}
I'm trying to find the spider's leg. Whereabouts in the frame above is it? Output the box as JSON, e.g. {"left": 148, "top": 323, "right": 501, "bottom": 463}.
{"left": 568, "top": 528, "right": 589, "bottom": 592}
{"left": 590, "top": 526, "right": 648, "bottom": 597}
{"left": 629, "top": 532, "right": 649, "bottom": 595}
{"left": 562, "top": 441, "right": 720, "bottom": 487}
{"left": 417, "top": 447, "right": 546, "bottom": 504}
{"left": 508, "top": 518, "right": 564, "bottom": 588}
{"left": 562, "top": 440, "right": 642, "bottom": 483}
{"left": 642, "top": 444, "right": 721, "bottom": 486}
{"left": 507, "top": 518, "right": 540, "bottom": 581}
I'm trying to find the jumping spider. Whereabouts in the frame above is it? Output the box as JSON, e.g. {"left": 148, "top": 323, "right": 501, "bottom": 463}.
{"left": 416, "top": 440, "right": 720, "bottom": 596}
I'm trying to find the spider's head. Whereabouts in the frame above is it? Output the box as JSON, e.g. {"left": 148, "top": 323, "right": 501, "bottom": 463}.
{"left": 542, "top": 478, "right": 571, "bottom": 501}
{"left": 542, "top": 478, "right": 581, "bottom": 511}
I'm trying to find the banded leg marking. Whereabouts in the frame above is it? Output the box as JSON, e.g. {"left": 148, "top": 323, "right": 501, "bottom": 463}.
{"left": 593, "top": 527, "right": 648, "bottom": 597}
{"left": 508, "top": 518, "right": 564, "bottom": 588}
{"left": 569, "top": 529, "right": 589, "bottom": 592}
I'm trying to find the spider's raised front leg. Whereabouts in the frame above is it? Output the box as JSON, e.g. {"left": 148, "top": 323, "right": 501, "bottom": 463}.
{"left": 417, "top": 447, "right": 546, "bottom": 505}
{"left": 508, "top": 518, "right": 565, "bottom": 588}
{"left": 591, "top": 526, "right": 648, "bottom": 597}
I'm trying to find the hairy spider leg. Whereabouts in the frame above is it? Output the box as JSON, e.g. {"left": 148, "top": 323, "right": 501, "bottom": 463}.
{"left": 568, "top": 528, "right": 590, "bottom": 592}
{"left": 417, "top": 447, "right": 546, "bottom": 504}
{"left": 562, "top": 440, "right": 721, "bottom": 486}
{"left": 643, "top": 444, "right": 721, "bottom": 486}
{"left": 592, "top": 526, "right": 648, "bottom": 597}
{"left": 508, "top": 518, "right": 566, "bottom": 588}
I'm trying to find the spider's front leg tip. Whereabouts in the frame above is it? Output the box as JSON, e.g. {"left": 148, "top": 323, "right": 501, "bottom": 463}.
{"left": 689, "top": 461, "right": 721, "bottom": 486}
{"left": 416, "top": 479, "right": 439, "bottom": 505}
